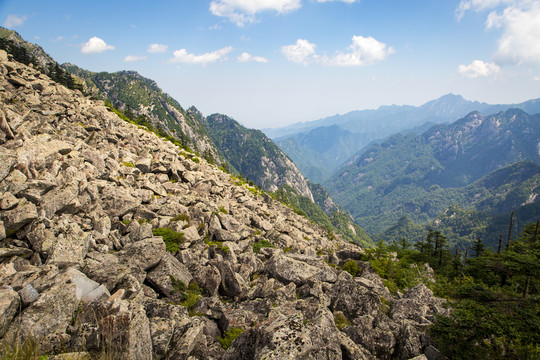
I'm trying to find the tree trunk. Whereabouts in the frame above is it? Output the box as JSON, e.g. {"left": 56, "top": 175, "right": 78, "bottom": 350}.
{"left": 524, "top": 275, "right": 530, "bottom": 298}
{"left": 506, "top": 211, "right": 514, "bottom": 250}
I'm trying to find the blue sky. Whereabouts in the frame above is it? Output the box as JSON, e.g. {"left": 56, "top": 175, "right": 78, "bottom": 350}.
{"left": 1, "top": 0, "right": 539, "bottom": 129}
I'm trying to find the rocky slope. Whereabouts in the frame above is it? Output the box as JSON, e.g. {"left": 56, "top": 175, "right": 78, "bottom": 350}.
{"left": 0, "top": 28, "right": 56, "bottom": 72}
{"left": 0, "top": 51, "right": 448, "bottom": 359}
{"left": 61, "top": 64, "right": 222, "bottom": 165}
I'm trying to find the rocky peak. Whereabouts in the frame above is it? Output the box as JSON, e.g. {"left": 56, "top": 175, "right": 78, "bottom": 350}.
{"left": 203, "top": 113, "right": 314, "bottom": 201}
{"left": 0, "top": 50, "right": 447, "bottom": 359}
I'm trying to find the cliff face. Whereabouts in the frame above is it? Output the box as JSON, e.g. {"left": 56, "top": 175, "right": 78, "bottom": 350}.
{"left": 203, "top": 113, "right": 314, "bottom": 200}
{"left": 0, "top": 51, "right": 447, "bottom": 359}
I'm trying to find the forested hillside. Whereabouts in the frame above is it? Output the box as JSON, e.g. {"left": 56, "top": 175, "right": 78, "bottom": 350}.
{"left": 326, "top": 109, "right": 540, "bottom": 245}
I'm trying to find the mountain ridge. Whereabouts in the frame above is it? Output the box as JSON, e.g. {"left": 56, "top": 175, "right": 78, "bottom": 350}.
{"left": 268, "top": 94, "right": 540, "bottom": 183}
{"left": 326, "top": 108, "right": 540, "bottom": 239}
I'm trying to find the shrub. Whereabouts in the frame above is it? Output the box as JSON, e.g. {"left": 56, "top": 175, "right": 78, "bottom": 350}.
{"left": 170, "top": 276, "right": 201, "bottom": 311}
{"left": 341, "top": 259, "right": 360, "bottom": 277}
{"left": 153, "top": 227, "right": 184, "bottom": 254}
{"left": 218, "top": 327, "right": 244, "bottom": 350}
{"left": 251, "top": 239, "right": 274, "bottom": 253}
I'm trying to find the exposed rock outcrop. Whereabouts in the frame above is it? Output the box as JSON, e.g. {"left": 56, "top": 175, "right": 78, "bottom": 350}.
{"left": 0, "top": 50, "right": 447, "bottom": 359}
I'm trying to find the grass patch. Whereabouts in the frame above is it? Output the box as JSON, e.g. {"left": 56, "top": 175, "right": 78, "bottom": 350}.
{"left": 334, "top": 311, "right": 350, "bottom": 329}
{"left": 205, "top": 239, "right": 230, "bottom": 254}
{"left": 170, "top": 276, "right": 202, "bottom": 312}
{"left": 122, "top": 161, "right": 134, "bottom": 168}
{"left": 218, "top": 206, "right": 228, "bottom": 214}
{"left": 0, "top": 337, "right": 43, "bottom": 360}
{"left": 171, "top": 213, "right": 190, "bottom": 223}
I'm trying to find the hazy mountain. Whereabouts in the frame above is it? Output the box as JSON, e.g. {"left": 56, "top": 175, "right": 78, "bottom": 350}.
{"left": 325, "top": 109, "right": 540, "bottom": 237}
{"left": 268, "top": 94, "right": 540, "bottom": 183}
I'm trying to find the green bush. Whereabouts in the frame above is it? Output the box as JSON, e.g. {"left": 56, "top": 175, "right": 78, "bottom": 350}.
{"left": 341, "top": 259, "right": 360, "bottom": 277}
{"left": 153, "top": 227, "right": 184, "bottom": 254}
{"left": 251, "top": 239, "right": 274, "bottom": 253}
{"left": 218, "top": 327, "right": 244, "bottom": 350}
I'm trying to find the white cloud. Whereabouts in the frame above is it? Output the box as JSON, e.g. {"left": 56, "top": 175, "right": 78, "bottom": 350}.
{"left": 281, "top": 39, "right": 318, "bottom": 65}
{"left": 487, "top": 3, "right": 540, "bottom": 65}
{"left": 148, "top": 43, "right": 168, "bottom": 53}
{"left": 237, "top": 52, "right": 269, "bottom": 63}
{"left": 458, "top": 60, "right": 500, "bottom": 77}
{"left": 81, "top": 37, "right": 115, "bottom": 54}
{"left": 327, "top": 35, "right": 394, "bottom": 66}
{"left": 209, "top": 0, "right": 302, "bottom": 26}
{"left": 4, "top": 15, "right": 27, "bottom": 28}
{"left": 282, "top": 36, "right": 393, "bottom": 66}
{"left": 456, "top": 1, "right": 540, "bottom": 66}
{"left": 315, "top": 0, "right": 358, "bottom": 3}
{"left": 124, "top": 55, "right": 147, "bottom": 63}
{"left": 168, "top": 46, "right": 233, "bottom": 66}
{"left": 455, "top": 0, "right": 512, "bottom": 20}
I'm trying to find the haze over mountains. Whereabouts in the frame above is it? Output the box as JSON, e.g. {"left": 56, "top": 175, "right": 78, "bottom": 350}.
{"left": 266, "top": 94, "right": 540, "bottom": 184}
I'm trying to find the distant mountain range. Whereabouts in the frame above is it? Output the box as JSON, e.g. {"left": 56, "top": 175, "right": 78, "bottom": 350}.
{"left": 325, "top": 108, "right": 540, "bottom": 246}
{"left": 266, "top": 94, "right": 540, "bottom": 183}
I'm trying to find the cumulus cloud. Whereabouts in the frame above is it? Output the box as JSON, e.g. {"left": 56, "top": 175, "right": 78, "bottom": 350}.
{"left": 327, "top": 35, "right": 394, "bottom": 66}
{"left": 487, "top": 3, "right": 540, "bottom": 65}
{"left": 124, "top": 55, "right": 147, "bottom": 63}
{"left": 148, "top": 43, "right": 168, "bottom": 53}
{"left": 281, "top": 39, "right": 318, "bottom": 65}
{"left": 237, "top": 52, "right": 269, "bottom": 63}
{"left": 210, "top": 0, "right": 302, "bottom": 26}
{"left": 168, "top": 46, "right": 233, "bottom": 66}
{"left": 282, "top": 36, "right": 393, "bottom": 66}
{"left": 4, "top": 15, "right": 27, "bottom": 28}
{"left": 456, "top": 1, "right": 540, "bottom": 66}
{"left": 81, "top": 37, "right": 115, "bottom": 54}
{"left": 458, "top": 60, "right": 500, "bottom": 77}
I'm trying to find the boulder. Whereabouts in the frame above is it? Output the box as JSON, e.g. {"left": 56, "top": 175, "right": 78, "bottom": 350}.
{"left": 264, "top": 253, "right": 336, "bottom": 286}
{"left": 147, "top": 252, "right": 193, "bottom": 298}
{"left": 0, "top": 287, "right": 20, "bottom": 337}
{"left": 1, "top": 200, "right": 37, "bottom": 234}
